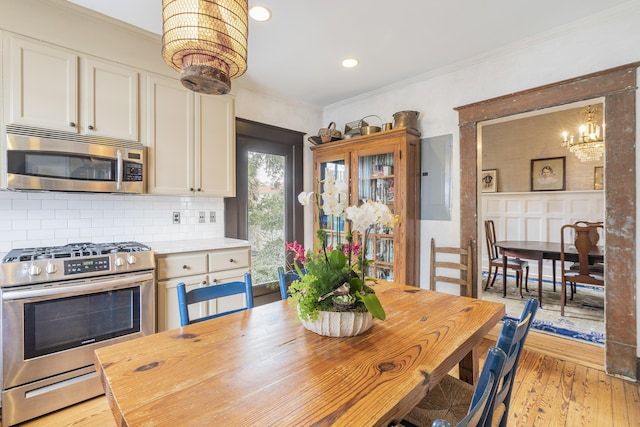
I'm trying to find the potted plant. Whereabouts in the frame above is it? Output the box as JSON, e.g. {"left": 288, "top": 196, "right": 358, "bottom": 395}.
{"left": 285, "top": 171, "right": 398, "bottom": 337}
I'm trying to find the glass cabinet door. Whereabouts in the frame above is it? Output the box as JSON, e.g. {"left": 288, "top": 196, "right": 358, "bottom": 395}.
{"left": 318, "top": 158, "right": 348, "bottom": 249}
{"left": 357, "top": 151, "right": 396, "bottom": 281}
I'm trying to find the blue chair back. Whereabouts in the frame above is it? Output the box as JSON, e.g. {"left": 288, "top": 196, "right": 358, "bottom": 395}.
{"left": 491, "top": 298, "right": 539, "bottom": 427}
{"left": 277, "top": 266, "right": 302, "bottom": 300}
{"left": 431, "top": 347, "right": 507, "bottom": 427}
{"left": 177, "top": 272, "right": 254, "bottom": 327}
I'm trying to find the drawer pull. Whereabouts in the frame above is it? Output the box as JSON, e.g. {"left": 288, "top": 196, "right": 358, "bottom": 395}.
{"left": 182, "top": 265, "right": 189, "bottom": 269}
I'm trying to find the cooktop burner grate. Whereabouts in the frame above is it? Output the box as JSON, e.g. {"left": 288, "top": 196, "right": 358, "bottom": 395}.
{"left": 2, "top": 242, "right": 152, "bottom": 263}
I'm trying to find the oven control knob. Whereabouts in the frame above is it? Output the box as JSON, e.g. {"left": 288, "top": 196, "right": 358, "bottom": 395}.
{"left": 127, "top": 255, "right": 137, "bottom": 265}
{"left": 29, "top": 265, "right": 42, "bottom": 276}
{"left": 45, "top": 263, "right": 57, "bottom": 274}
{"left": 115, "top": 257, "right": 125, "bottom": 267}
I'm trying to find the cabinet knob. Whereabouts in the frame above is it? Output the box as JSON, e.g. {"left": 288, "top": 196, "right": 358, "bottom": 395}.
{"left": 69, "top": 122, "right": 76, "bottom": 128}
{"left": 189, "top": 187, "right": 194, "bottom": 192}
{"left": 197, "top": 188, "right": 201, "bottom": 192}
{"left": 202, "top": 280, "right": 207, "bottom": 285}
{"left": 182, "top": 265, "right": 189, "bottom": 269}
{"left": 212, "top": 278, "right": 218, "bottom": 283}
{"left": 229, "top": 258, "right": 235, "bottom": 263}
{"left": 88, "top": 125, "right": 94, "bottom": 130}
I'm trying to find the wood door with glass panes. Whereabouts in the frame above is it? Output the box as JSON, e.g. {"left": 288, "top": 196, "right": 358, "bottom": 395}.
{"left": 313, "top": 151, "right": 351, "bottom": 250}
{"left": 311, "top": 128, "right": 420, "bottom": 286}
{"left": 353, "top": 147, "right": 400, "bottom": 283}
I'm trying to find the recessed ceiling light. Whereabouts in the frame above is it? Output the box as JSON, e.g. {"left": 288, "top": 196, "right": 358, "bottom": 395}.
{"left": 342, "top": 58, "right": 359, "bottom": 68}
{"left": 249, "top": 6, "right": 271, "bottom": 22}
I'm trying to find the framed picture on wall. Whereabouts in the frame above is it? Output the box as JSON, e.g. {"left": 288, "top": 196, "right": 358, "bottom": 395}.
{"left": 481, "top": 169, "right": 497, "bottom": 192}
{"left": 594, "top": 166, "right": 604, "bottom": 190}
{"left": 531, "top": 156, "right": 565, "bottom": 191}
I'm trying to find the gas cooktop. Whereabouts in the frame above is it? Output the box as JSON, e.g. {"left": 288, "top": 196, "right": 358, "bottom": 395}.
{"left": 2, "top": 241, "right": 152, "bottom": 263}
{"left": 0, "top": 242, "right": 155, "bottom": 287}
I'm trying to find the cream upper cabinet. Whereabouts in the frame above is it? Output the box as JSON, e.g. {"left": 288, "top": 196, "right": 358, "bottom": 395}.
{"left": 146, "top": 73, "right": 236, "bottom": 196}
{"left": 82, "top": 57, "right": 139, "bottom": 141}
{"left": 6, "top": 34, "right": 139, "bottom": 141}
{"left": 7, "top": 35, "right": 78, "bottom": 132}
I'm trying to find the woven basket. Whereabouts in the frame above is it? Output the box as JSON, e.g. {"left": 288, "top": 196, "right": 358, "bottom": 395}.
{"left": 317, "top": 122, "right": 342, "bottom": 143}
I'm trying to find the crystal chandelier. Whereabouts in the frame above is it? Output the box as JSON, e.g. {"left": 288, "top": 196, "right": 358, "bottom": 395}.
{"left": 162, "top": 0, "right": 248, "bottom": 95}
{"left": 561, "top": 105, "right": 604, "bottom": 162}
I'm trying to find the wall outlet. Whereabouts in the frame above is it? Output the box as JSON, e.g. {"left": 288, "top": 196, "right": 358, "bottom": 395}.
{"left": 210, "top": 211, "right": 216, "bottom": 223}
{"left": 198, "top": 211, "right": 205, "bottom": 223}
{"left": 172, "top": 212, "right": 180, "bottom": 224}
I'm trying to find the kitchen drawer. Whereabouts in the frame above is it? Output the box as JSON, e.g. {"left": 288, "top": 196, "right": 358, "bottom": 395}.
{"left": 156, "top": 253, "right": 207, "bottom": 280}
{"left": 208, "top": 248, "right": 250, "bottom": 272}
{"left": 209, "top": 267, "right": 250, "bottom": 284}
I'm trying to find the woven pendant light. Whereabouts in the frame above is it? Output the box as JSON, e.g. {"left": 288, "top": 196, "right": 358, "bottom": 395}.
{"left": 162, "top": 0, "right": 248, "bottom": 95}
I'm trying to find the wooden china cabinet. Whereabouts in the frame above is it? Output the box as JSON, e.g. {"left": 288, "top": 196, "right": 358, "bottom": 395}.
{"left": 310, "top": 127, "right": 421, "bottom": 286}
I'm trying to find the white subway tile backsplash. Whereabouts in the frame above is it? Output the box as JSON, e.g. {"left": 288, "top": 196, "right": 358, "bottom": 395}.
{"left": 0, "top": 192, "right": 226, "bottom": 251}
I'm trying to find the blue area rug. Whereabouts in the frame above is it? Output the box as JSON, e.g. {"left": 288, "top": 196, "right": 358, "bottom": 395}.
{"left": 482, "top": 272, "right": 604, "bottom": 346}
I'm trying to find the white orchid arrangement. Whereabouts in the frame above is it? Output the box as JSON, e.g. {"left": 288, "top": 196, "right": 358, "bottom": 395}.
{"left": 287, "top": 171, "right": 399, "bottom": 322}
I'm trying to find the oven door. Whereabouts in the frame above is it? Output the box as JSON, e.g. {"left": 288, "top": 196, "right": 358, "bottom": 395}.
{"left": 1, "top": 271, "right": 154, "bottom": 390}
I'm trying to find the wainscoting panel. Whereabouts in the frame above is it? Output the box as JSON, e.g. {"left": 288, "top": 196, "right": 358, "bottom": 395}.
{"left": 482, "top": 191, "right": 604, "bottom": 278}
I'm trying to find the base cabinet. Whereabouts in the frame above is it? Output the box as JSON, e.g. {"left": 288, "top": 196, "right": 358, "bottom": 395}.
{"left": 156, "top": 247, "right": 250, "bottom": 331}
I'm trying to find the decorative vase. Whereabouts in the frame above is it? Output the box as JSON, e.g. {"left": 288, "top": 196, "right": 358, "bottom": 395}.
{"left": 300, "top": 310, "right": 374, "bottom": 337}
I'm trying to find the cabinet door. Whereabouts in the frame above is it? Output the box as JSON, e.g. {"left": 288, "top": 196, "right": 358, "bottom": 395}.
{"left": 83, "top": 57, "right": 139, "bottom": 141}
{"left": 354, "top": 147, "right": 398, "bottom": 282}
{"left": 195, "top": 94, "right": 236, "bottom": 196}
{"left": 146, "top": 73, "right": 195, "bottom": 195}
{"left": 208, "top": 269, "right": 251, "bottom": 316}
{"left": 7, "top": 35, "right": 78, "bottom": 132}
{"left": 314, "top": 151, "right": 350, "bottom": 248}
{"left": 157, "top": 274, "right": 208, "bottom": 332}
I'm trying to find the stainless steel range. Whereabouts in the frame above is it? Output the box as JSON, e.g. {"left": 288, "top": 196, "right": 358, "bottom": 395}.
{"left": 0, "top": 242, "right": 155, "bottom": 426}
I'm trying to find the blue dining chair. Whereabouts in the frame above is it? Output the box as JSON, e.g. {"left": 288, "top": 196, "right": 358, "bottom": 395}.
{"left": 277, "top": 266, "right": 306, "bottom": 300}
{"left": 402, "top": 298, "right": 539, "bottom": 427}
{"left": 177, "top": 272, "right": 254, "bottom": 326}
{"left": 430, "top": 347, "right": 507, "bottom": 427}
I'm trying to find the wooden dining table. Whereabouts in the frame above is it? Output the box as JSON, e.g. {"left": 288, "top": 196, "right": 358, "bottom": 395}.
{"left": 94, "top": 281, "right": 504, "bottom": 426}
{"left": 494, "top": 240, "right": 604, "bottom": 307}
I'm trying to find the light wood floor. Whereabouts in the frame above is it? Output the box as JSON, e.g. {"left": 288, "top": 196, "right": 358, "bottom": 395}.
{"left": 7, "top": 330, "right": 640, "bottom": 427}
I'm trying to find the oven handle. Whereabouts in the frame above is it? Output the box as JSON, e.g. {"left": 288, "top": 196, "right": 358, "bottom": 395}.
{"left": 1, "top": 272, "right": 154, "bottom": 301}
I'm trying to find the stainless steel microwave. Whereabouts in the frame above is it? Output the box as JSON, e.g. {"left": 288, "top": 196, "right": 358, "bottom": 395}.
{"left": 5, "top": 133, "right": 145, "bottom": 193}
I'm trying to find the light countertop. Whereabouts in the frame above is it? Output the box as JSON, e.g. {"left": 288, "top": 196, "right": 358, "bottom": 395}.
{"left": 146, "top": 238, "right": 250, "bottom": 255}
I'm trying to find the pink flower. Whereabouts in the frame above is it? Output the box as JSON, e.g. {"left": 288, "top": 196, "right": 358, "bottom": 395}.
{"left": 285, "top": 241, "right": 306, "bottom": 262}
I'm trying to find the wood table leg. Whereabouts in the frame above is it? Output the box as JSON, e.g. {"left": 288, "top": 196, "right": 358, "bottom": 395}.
{"left": 458, "top": 346, "right": 479, "bottom": 385}
{"left": 538, "top": 258, "right": 543, "bottom": 308}
{"left": 502, "top": 254, "right": 508, "bottom": 297}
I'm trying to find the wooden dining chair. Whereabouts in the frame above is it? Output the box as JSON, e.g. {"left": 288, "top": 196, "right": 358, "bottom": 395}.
{"left": 277, "top": 266, "right": 301, "bottom": 300}
{"left": 483, "top": 220, "right": 529, "bottom": 293}
{"left": 560, "top": 223, "right": 604, "bottom": 316}
{"left": 402, "top": 298, "right": 539, "bottom": 427}
{"left": 430, "top": 238, "right": 473, "bottom": 297}
{"left": 177, "top": 272, "right": 254, "bottom": 326}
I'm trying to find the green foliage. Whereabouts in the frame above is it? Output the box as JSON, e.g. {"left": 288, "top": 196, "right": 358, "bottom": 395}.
{"left": 287, "top": 247, "right": 386, "bottom": 321}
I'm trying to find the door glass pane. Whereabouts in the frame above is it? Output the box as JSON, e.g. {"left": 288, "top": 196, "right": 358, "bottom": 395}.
{"left": 247, "top": 151, "right": 286, "bottom": 285}
{"left": 319, "top": 160, "right": 347, "bottom": 248}
{"left": 357, "top": 152, "right": 395, "bottom": 281}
